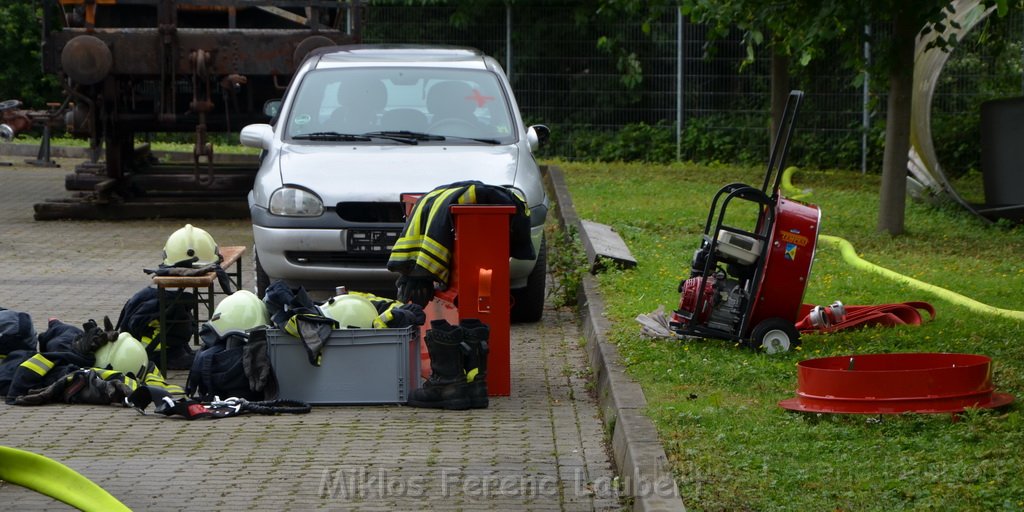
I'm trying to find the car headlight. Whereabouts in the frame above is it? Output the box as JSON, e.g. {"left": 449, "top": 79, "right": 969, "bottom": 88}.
{"left": 269, "top": 187, "right": 324, "bottom": 216}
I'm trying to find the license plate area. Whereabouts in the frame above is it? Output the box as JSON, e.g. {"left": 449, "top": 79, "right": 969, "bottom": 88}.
{"left": 346, "top": 228, "right": 400, "bottom": 254}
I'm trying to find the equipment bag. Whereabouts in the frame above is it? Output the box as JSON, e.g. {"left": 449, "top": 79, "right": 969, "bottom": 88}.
{"left": 186, "top": 328, "right": 276, "bottom": 402}
{"left": 186, "top": 335, "right": 254, "bottom": 401}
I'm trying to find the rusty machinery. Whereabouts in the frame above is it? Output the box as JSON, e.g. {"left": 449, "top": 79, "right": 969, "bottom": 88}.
{"left": 1, "top": 99, "right": 65, "bottom": 167}
{"left": 25, "top": 0, "right": 362, "bottom": 220}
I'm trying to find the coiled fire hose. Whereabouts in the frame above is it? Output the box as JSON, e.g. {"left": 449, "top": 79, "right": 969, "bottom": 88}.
{"left": 782, "top": 166, "right": 1024, "bottom": 322}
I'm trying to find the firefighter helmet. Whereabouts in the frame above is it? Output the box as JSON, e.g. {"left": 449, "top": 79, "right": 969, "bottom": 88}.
{"left": 162, "top": 224, "right": 221, "bottom": 267}
{"left": 319, "top": 293, "right": 378, "bottom": 329}
{"left": 94, "top": 332, "right": 149, "bottom": 378}
{"left": 207, "top": 290, "right": 270, "bottom": 338}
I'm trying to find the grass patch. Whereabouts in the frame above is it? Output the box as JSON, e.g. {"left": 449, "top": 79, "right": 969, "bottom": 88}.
{"left": 556, "top": 159, "right": 1024, "bottom": 510}
{"left": 13, "top": 135, "right": 261, "bottom": 156}
{"left": 545, "top": 221, "right": 588, "bottom": 310}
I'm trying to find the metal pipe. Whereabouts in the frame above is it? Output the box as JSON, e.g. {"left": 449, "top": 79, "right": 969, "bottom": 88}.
{"left": 345, "top": 0, "right": 352, "bottom": 36}
{"left": 506, "top": 1, "right": 513, "bottom": 80}
{"left": 0, "top": 112, "right": 33, "bottom": 141}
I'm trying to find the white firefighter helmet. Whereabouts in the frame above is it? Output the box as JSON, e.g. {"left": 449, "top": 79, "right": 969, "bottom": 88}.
{"left": 94, "top": 332, "right": 149, "bottom": 378}
{"left": 162, "top": 224, "right": 221, "bottom": 267}
{"left": 319, "top": 293, "right": 378, "bottom": 329}
{"left": 207, "top": 290, "right": 270, "bottom": 338}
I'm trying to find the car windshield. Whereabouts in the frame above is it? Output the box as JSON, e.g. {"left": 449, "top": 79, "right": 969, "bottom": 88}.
{"left": 284, "top": 67, "right": 516, "bottom": 144}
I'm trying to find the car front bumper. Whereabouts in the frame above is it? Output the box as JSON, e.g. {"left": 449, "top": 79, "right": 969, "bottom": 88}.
{"left": 253, "top": 221, "right": 544, "bottom": 291}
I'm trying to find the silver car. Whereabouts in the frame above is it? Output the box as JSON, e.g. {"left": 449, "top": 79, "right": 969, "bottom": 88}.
{"left": 239, "top": 45, "right": 550, "bottom": 322}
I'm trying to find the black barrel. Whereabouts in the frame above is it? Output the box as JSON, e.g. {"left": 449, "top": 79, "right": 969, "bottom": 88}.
{"left": 980, "top": 96, "right": 1024, "bottom": 207}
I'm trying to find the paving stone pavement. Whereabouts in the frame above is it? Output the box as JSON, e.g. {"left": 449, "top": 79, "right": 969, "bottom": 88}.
{"left": 0, "top": 160, "right": 623, "bottom": 511}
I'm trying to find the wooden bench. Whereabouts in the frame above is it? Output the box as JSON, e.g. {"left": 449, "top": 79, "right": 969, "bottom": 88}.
{"left": 151, "top": 245, "right": 246, "bottom": 371}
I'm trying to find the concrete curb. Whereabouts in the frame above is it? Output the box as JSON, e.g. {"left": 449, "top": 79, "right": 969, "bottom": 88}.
{"left": 544, "top": 165, "right": 687, "bottom": 512}
{"left": 0, "top": 142, "right": 91, "bottom": 160}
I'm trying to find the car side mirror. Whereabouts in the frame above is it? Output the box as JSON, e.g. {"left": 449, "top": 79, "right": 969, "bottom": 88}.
{"left": 240, "top": 124, "right": 274, "bottom": 150}
{"left": 527, "top": 124, "right": 550, "bottom": 151}
{"left": 263, "top": 99, "right": 282, "bottom": 118}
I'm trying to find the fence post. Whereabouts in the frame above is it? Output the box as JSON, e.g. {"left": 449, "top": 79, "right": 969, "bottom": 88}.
{"left": 676, "top": 8, "right": 683, "bottom": 162}
{"left": 862, "top": 24, "right": 871, "bottom": 174}
{"left": 506, "top": 1, "right": 513, "bottom": 81}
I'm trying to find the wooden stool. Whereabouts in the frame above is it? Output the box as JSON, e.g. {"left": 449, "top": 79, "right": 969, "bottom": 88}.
{"left": 151, "top": 246, "right": 246, "bottom": 371}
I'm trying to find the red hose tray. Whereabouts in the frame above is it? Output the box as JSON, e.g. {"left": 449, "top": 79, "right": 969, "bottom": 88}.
{"left": 779, "top": 352, "right": 1014, "bottom": 414}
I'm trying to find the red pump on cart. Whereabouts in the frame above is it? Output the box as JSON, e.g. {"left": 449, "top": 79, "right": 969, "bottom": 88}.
{"left": 670, "top": 91, "right": 820, "bottom": 353}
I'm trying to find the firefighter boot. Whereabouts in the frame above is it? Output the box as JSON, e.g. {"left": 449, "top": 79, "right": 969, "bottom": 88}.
{"left": 459, "top": 318, "right": 490, "bottom": 409}
{"left": 408, "top": 320, "right": 470, "bottom": 410}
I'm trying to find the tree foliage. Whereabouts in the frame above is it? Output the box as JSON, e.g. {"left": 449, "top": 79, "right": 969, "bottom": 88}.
{"left": 0, "top": 0, "right": 59, "bottom": 106}
{"left": 611, "top": 0, "right": 1014, "bottom": 235}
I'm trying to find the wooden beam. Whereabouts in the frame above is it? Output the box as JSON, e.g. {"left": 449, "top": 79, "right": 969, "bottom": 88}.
{"left": 33, "top": 198, "right": 249, "bottom": 221}
{"left": 579, "top": 219, "right": 637, "bottom": 273}
{"left": 257, "top": 6, "right": 307, "bottom": 26}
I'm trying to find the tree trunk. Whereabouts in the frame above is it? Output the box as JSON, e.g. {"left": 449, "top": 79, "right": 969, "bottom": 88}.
{"left": 769, "top": 49, "right": 790, "bottom": 150}
{"left": 877, "top": 10, "right": 917, "bottom": 235}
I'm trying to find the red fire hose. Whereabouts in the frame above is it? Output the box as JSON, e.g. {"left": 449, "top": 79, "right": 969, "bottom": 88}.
{"left": 795, "top": 301, "right": 935, "bottom": 334}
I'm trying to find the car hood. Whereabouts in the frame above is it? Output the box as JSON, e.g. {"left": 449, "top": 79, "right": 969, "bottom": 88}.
{"left": 276, "top": 143, "right": 523, "bottom": 204}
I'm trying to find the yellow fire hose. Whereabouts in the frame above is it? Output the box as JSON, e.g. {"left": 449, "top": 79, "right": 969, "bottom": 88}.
{"left": 0, "top": 446, "right": 131, "bottom": 511}
{"left": 782, "top": 167, "right": 1024, "bottom": 322}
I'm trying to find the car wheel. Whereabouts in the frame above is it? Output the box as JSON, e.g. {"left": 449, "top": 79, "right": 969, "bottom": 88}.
{"left": 510, "top": 238, "right": 546, "bottom": 323}
{"left": 254, "top": 246, "right": 270, "bottom": 298}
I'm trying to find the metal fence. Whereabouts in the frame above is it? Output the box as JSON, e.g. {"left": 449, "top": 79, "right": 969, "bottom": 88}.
{"left": 362, "top": 3, "right": 1024, "bottom": 172}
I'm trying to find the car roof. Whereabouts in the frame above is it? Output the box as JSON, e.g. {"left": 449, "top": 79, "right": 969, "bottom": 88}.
{"left": 309, "top": 44, "right": 491, "bottom": 69}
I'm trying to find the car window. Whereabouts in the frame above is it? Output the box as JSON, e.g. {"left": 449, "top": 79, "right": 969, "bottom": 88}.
{"left": 284, "top": 67, "right": 516, "bottom": 143}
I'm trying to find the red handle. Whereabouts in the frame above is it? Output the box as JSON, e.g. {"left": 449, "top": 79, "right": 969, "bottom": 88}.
{"left": 477, "top": 268, "right": 492, "bottom": 313}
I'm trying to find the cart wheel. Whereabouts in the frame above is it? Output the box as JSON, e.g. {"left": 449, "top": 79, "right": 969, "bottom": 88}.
{"left": 749, "top": 318, "right": 800, "bottom": 354}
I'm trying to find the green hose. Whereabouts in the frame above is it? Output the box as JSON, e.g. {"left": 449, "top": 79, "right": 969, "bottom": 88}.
{"left": 780, "top": 166, "right": 812, "bottom": 201}
{"left": 0, "top": 446, "right": 131, "bottom": 512}
{"left": 782, "top": 166, "right": 1024, "bottom": 322}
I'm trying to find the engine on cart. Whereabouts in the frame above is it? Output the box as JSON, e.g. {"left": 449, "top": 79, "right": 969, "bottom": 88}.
{"left": 672, "top": 244, "right": 754, "bottom": 336}
{"left": 665, "top": 91, "right": 818, "bottom": 353}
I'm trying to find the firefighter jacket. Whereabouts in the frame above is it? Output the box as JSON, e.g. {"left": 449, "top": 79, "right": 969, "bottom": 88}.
{"left": 3, "top": 318, "right": 94, "bottom": 401}
{"left": 115, "top": 286, "right": 195, "bottom": 355}
{"left": 3, "top": 350, "right": 181, "bottom": 405}
{"left": 263, "top": 281, "right": 334, "bottom": 367}
{"left": 0, "top": 307, "right": 37, "bottom": 356}
{"left": 387, "top": 180, "right": 535, "bottom": 285}
{"left": 4, "top": 351, "right": 93, "bottom": 403}
{"left": 351, "top": 291, "right": 425, "bottom": 329}
{"left": 2, "top": 318, "right": 182, "bottom": 404}
{"left": 37, "top": 318, "right": 84, "bottom": 353}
